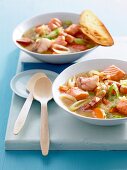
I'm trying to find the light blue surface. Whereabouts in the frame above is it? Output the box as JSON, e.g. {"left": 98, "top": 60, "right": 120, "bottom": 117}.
{"left": 6, "top": 55, "right": 127, "bottom": 151}
{"left": 1, "top": 0, "right": 127, "bottom": 169}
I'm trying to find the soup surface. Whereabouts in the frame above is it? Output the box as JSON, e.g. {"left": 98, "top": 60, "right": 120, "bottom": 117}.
{"left": 16, "top": 18, "right": 96, "bottom": 54}
{"left": 59, "top": 65, "right": 127, "bottom": 119}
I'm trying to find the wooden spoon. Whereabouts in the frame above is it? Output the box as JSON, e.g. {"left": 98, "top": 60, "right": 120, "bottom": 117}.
{"left": 33, "top": 76, "right": 52, "bottom": 156}
{"left": 13, "top": 72, "right": 46, "bottom": 135}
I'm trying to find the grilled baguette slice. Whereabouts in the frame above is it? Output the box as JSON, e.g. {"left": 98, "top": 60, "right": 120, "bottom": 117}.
{"left": 79, "top": 10, "right": 114, "bottom": 46}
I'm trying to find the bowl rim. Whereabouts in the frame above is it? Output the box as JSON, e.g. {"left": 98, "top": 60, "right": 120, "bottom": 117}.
{"left": 12, "top": 11, "right": 98, "bottom": 57}
{"left": 52, "top": 58, "right": 127, "bottom": 121}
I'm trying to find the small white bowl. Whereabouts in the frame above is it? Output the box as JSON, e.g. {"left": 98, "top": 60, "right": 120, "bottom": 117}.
{"left": 13, "top": 12, "right": 97, "bottom": 64}
{"left": 52, "top": 59, "right": 127, "bottom": 126}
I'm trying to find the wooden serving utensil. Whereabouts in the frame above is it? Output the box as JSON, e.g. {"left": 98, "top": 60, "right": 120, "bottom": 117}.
{"left": 13, "top": 72, "right": 46, "bottom": 135}
{"left": 33, "top": 76, "right": 52, "bottom": 156}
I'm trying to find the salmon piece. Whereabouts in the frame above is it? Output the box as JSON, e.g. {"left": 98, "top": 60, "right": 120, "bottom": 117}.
{"left": 48, "top": 18, "right": 62, "bottom": 30}
{"left": 103, "top": 65, "right": 125, "bottom": 81}
{"left": 67, "top": 87, "right": 89, "bottom": 100}
{"left": 116, "top": 100, "right": 127, "bottom": 115}
{"left": 35, "top": 24, "right": 51, "bottom": 36}
{"left": 53, "top": 36, "right": 67, "bottom": 46}
{"left": 16, "top": 38, "right": 33, "bottom": 46}
{"left": 77, "top": 75, "right": 99, "bottom": 91}
{"left": 65, "top": 24, "right": 80, "bottom": 35}
{"left": 65, "top": 34, "right": 74, "bottom": 43}
{"left": 120, "top": 86, "right": 127, "bottom": 94}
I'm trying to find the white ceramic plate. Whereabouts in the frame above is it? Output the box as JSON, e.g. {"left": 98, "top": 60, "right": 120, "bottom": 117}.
{"left": 13, "top": 12, "right": 97, "bottom": 64}
{"left": 11, "top": 69, "right": 58, "bottom": 98}
{"left": 52, "top": 58, "right": 127, "bottom": 126}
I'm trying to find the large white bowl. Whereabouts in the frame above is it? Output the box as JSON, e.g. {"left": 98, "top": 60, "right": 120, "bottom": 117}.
{"left": 52, "top": 59, "right": 127, "bottom": 126}
{"left": 13, "top": 12, "right": 97, "bottom": 64}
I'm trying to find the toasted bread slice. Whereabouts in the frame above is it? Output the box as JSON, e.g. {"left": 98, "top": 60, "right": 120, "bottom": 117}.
{"left": 79, "top": 10, "right": 114, "bottom": 46}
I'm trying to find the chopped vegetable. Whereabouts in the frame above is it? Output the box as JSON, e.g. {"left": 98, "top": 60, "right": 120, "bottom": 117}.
{"left": 120, "top": 80, "right": 127, "bottom": 86}
{"left": 69, "top": 99, "right": 90, "bottom": 111}
{"left": 93, "top": 108, "right": 106, "bottom": 119}
{"left": 119, "top": 96, "right": 127, "bottom": 100}
{"left": 112, "top": 115, "right": 125, "bottom": 118}
{"left": 63, "top": 20, "right": 73, "bottom": 27}
{"left": 60, "top": 93, "right": 77, "bottom": 102}
{"left": 86, "top": 44, "right": 96, "bottom": 49}
{"left": 67, "top": 76, "right": 76, "bottom": 87}
{"left": 59, "top": 85, "right": 69, "bottom": 92}
{"left": 88, "top": 70, "right": 100, "bottom": 76}
{"left": 46, "top": 28, "right": 59, "bottom": 39}
{"left": 74, "top": 38, "right": 85, "bottom": 45}
{"left": 108, "top": 83, "right": 119, "bottom": 99}
{"left": 89, "top": 92, "right": 95, "bottom": 96}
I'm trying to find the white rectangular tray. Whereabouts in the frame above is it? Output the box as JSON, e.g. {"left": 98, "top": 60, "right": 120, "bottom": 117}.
{"left": 5, "top": 37, "right": 127, "bottom": 150}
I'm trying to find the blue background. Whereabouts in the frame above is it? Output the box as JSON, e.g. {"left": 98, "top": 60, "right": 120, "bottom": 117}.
{"left": 1, "top": 0, "right": 127, "bottom": 169}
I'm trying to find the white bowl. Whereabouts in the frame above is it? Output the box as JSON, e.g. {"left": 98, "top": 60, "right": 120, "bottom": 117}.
{"left": 52, "top": 59, "right": 127, "bottom": 126}
{"left": 13, "top": 12, "right": 97, "bottom": 64}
